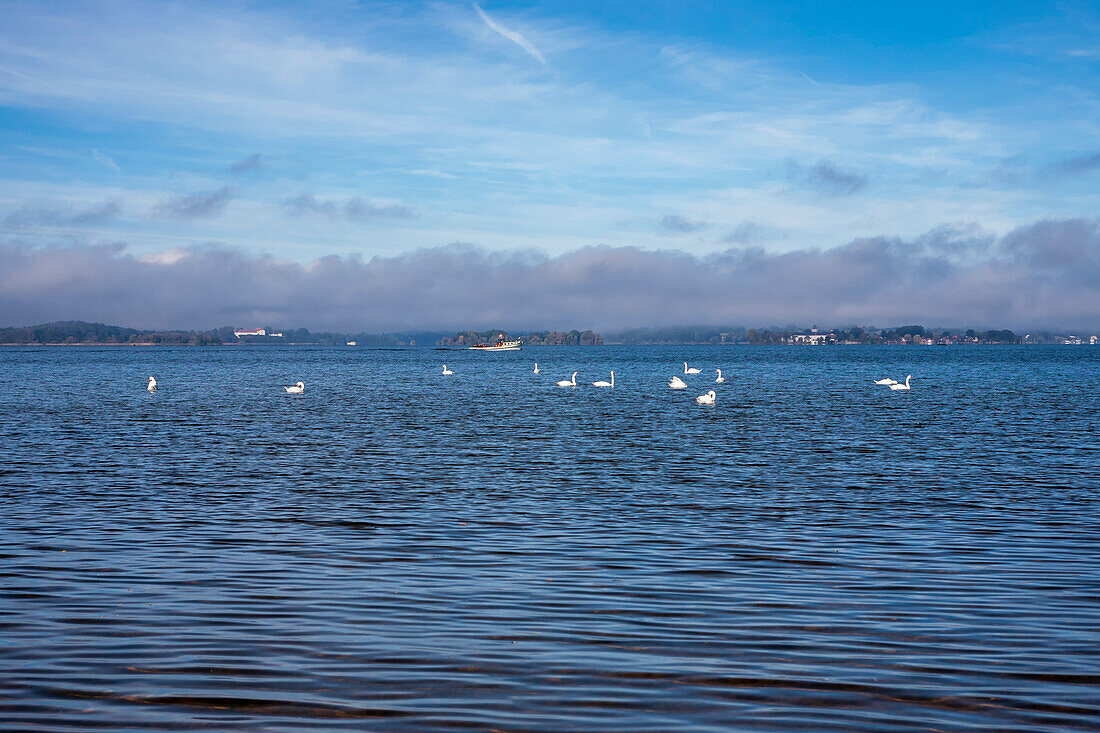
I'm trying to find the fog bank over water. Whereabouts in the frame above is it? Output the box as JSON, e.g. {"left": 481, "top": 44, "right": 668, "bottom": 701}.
{"left": 2, "top": 217, "right": 1098, "bottom": 332}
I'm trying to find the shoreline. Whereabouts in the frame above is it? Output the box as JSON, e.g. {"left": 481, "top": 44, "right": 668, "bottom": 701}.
{"left": 1, "top": 341, "right": 1081, "bottom": 347}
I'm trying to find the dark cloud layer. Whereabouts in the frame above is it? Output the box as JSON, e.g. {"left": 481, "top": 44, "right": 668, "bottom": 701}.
{"left": 155, "top": 187, "right": 231, "bottom": 220}
{"left": 2, "top": 217, "right": 1098, "bottom": 332}
{"left": 285, "top": 194, "right": 414, "bottom": 221}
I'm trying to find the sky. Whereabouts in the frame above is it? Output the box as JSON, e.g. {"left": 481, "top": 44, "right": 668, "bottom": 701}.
{"left": 1, "top": 0, "right": 1098, "bottom": 331}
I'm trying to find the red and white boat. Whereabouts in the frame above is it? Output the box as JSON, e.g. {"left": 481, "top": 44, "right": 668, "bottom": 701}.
{"left": 469, "top": 334, "right": 522, "bottom": 351}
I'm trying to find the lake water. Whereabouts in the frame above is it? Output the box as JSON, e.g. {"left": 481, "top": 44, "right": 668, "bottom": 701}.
{"left": 2, "top": 345, "right": 1098, "bottom": 731}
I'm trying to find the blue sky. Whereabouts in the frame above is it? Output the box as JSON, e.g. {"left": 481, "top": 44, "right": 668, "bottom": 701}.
{"left": 2, "top": 0, "right": 1098, "bottom": 259}
{"left": 1, "top": 1, "right": 1098, "bottom": 331}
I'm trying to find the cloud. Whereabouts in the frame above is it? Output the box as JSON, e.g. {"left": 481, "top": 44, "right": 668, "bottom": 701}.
{"left": 284, "top": 194, "right": 414, "bottom": 221}
{"left": 227, "top": 153, "right": 262, "bottom": 174}
{"left": 787, "top": 160, "right": 867, "bottom": 196}
{"left": 155, "top": 187, "right": 231, "bottom": 220}
{"left": 91, "top": 149, "right": 121, "bottom": 172}
{"left": 2, "top": 217, "right": 1098, "bottom": 332}
{"left": 719, "top": 221, "right": 779, "bottom": 244}
{"left": 3, "top": 201, "right": 121, "bottom": 228}
{"left": 1048, "top": 152, "right": 1100, "bottom": 177}
{"left": 659, "top": 214, "right": 706, "bottom": 234}
{"left": 474, "top": 4, "right": 546, "bottom": 65}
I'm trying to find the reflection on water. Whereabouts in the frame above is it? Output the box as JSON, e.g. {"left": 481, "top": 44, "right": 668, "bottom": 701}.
{"left": 1, "top": 345, "right": 1098, "bottom": 731}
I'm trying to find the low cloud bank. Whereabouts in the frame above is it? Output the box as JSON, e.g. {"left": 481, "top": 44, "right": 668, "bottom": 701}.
{"left": 1, "top": 217, "right": 1098, "bottom": 332}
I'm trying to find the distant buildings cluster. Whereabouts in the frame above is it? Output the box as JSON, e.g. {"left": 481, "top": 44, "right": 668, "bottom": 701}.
{"left": 607, "top": 325, "right": 1098, "bottom": 345}
{"left": 783, "top": 325, "right": 1027, "bottom": 346}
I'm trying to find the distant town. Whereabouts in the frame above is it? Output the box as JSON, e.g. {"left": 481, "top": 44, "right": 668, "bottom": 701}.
{"left": 0, "top": 321, "right": 1096, "bottom": 346}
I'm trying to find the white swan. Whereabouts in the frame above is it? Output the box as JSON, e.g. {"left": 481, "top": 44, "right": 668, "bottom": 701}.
{"left": 715, "top": 369, "right": 725, "bottom": 383}
{"left": 285, "top": 381, "right": 304, "bottom": 394}
{"left": 684, "top": 362, "right": 702, "bottom": 374}
{"left": 556, "top": 371, "right": 578, "bottom": 388}
{"left": 147, "top": 376, "right": 157, "bottom": 392}
{"left": 533, "top": 363, "right": 540, "bottom": 374}
{"left": 696, "top": 389, "right": 717, "bottom": 405}
{"left": 889, "top": 375, "right": 912, "bottom": 391}
{"left": 669, "top": 376, "right": 687, "bottom": 390}
{"left": 442, "top": 365, "right": 454, "bottom": 375}
{"left": 874, "top": 377, "right": 898, "bottom": 385}
{"left": 592, "top": 371, "right": 614, "bottom": 388}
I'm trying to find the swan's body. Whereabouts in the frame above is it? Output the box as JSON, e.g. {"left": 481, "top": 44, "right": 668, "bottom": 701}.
{"left": 533, "top": 363, "right": 540, "bottom": 374}
{"left": 285, "top": 381, "right": 304, "bottom": 394}
{"left": 669, "top": 376, "right": 687, "bottom": 390}
{"left": 874, "top": 377, "right": 897, "bottom": 385}
{"left": 592, "top": 371, "right": 614, "bottom": 388}
{"left": 147, "top": 376, "right": 157, "bottom": 392}
{"left": 556, "top": 371, "right": 578, "bottom": 388}
{"left": 442, "top": 365, "right": 453, "bottom": 375}
{"left": 889, "top": 375, "right": 912, "bottom": 391}
{"left": 715, "top": 369, "right": 725, "bottom": 383}
{"left": 684, "top": 362, "right": 702, "bottom": 374}
{"left": 696, "top": 390, "right": 717, "bottom": 405}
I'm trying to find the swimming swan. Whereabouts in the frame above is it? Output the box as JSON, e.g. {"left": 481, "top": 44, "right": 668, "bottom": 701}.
{"left": 669, "top": 376, "right": 687, "bottom": 390}
{"left": 696, "top": 390, "right": 717, "bottom": 405}
{"left": 889, "top": 375, "right": 912, "bottom": 391}
{"left": 684, "top": 362, "right": 702, "bottom": 374}
{"left": 285, "top": 381, "right": 304, "bottom": 394}
{"left": 557, "top": 371, "right": 578, "bottom": 388}
{"left": 147, "top": 376, "right": 157, "bottom": 392}
{"left": 592, "top": 371, "right": 614, "bottom": 388}
{"left": 874, "top": 377, "right": 898, "bottom": 385}
{"left": 715, "top": 369, "right": 725, "bottom": 383}
{"left": 533, "top": 363, "right": 540, "bottom": 374}
{"left": 442, "top": 365, "right": 454, "bottom": 375}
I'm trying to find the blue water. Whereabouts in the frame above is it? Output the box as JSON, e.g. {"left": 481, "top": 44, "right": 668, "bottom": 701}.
{"left": 1, "top": 345, "right": 1098, "bottom": 731}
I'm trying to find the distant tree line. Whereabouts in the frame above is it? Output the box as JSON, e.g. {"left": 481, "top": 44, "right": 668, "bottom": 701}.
{"left": 436, "top": 329, "right": 602, "bottom": 346}
{"left": 0, "top": 321, "right": 444, "bottom": 346}
{"left": 3, "top": 321, "right": 1081, "bottom": 346}
{"left": 0, "top": 321, "right": 220, "bottom": 345}
{"left": 606, "top": 325, "right": 1028, "bottom": 345}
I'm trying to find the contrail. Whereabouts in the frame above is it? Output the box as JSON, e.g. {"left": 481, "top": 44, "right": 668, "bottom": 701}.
{"left": 474, "top": 4, "right": 546, "bottom": 65}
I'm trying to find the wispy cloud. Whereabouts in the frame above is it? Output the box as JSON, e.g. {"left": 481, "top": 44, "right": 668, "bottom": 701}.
{"left": 1048, "top": 152, "right": 1100, "bottom": 177}
{"left": 155, "top": 187, "right": 231, "bottom": 220}
{"left": 474, "top": 4, "right": 546, "bottom": 65}
{"left": 3, "top": 201, "right": 120, "bottom": 228}
{"left": 788, "top": 160, "right": 868, "bottom": 196}
{"left": 284, "top": 194, "right": 414, "bottom": 221}
{"left": 719, "top": 221, "right": 779, "bottom": 245}
{"left": 91, "top": 149, "right": 121, "bottom": 172}
{"left": 3, "top": 217, "right": 1097, "bottom": 332}
{"left": 227, "top": 153, "right": 262, "bottom": 174}
{"left": 659, "top": 214, "right": 707, "bottom": 234}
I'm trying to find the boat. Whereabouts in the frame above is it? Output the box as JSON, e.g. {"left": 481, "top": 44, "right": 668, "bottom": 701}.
{"left": 346, "top": 341, "right": 357, "bottom": 346}
{"left": 469, "top": 334, "right": 522, "bottom": 351}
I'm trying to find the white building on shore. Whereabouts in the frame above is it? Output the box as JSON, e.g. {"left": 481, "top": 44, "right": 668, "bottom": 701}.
{"left": 789, "top": 326, "right": 833, "bottom": 345}
{"left": 234, "top": 328, "right": 283, "bottom": 338}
